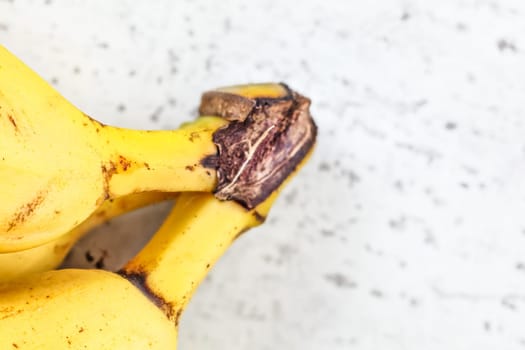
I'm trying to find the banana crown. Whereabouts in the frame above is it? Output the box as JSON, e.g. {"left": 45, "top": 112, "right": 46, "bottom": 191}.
{"left": 201, "top": 82, "right": 316, "bottom": 209}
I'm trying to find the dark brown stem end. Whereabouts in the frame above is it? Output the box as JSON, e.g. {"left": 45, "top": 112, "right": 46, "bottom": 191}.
{"left": 199, "top": 83, "right": 317, "bottom": 209}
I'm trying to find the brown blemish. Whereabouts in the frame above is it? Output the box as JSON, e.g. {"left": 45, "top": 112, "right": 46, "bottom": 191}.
{"left": 0, "top": 307, "right": 23, "bottom": 320}
{"left": 12, "top": 343, "right": 18, "bottom": 348}
{"left": 118, "top": 270, "right": 181, "bottom": 323}
{"left": 174, "top": 308, "right": 183, "bottom": 327}
{"left": 7, "top": 114, "right": 18, "bottom": 132}
{"left": 6, "top": 190, "right": 47, "bottom": 232}
{"left": 118, "top": 155, "right": 131, "bottom": 171}
{"left": 185, "top": 165, "right": 195, "bottom": 171}
{"left": 252, "top": 210, "right": 266, "bottom": 223}
{"left": 200, "top": 154, "right": 219, "bottom": 169}
{"left": 188, "top": 131, "right": 200, "bottom": 142}
{"left": 99, "top": 162, "right": 117, "bottom": 203}
{"left": 144, "top": 162, "right": 151, "bottom": 170}
{"left": 99, "top": 156, "right": 135, "bottom": 203}
{"left": 200, "top": 83, "right": 317, "bottom": 209}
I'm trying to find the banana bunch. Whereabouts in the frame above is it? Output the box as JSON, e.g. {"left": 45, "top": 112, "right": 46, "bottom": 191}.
{"left": 0, "top": 44, "right": 317, "bottom": 348}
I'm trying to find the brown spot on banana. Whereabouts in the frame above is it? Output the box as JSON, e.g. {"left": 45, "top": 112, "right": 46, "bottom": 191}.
{"left": 252, "top": 210, "right": 266, "bottom": 223}
{"left": 118, "top": 271, "right": 181, "bottom": 324}
{"left": 99, "top": 162, "right": 117, "bottom": 204}
{"left": 188, "top": 131, "right": 200, "bottom": 142}
{"left": 117, "top": 155, "right": 131, "bottom": 171}
{"left": 7, "top": 114, "right": 18, "bottom": 132}
{"left": 98, "top": 155, "right": 134, "bottom": 203}
{"left": 200, "top": 154, "right": 219, "bottom": 169}
{"left": 6, "top": 190, "right": 47, "bottom": 232}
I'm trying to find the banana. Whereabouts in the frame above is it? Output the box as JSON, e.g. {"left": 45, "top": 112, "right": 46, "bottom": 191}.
{"left": 0, "top": 44, "right": 310, "bottom": 252}
{"left": 0, "top": 191, "right": 175, "bottom": 282}
{"left": 0, "top": 108, "right": 316, "bottom": 349}
{"left": 0, "top": 43, "right": 221, "bottom": 252}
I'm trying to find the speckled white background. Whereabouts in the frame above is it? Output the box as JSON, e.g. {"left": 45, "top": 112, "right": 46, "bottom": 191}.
{"left": 2, "top": 0, "right": 525, "bottom": 348}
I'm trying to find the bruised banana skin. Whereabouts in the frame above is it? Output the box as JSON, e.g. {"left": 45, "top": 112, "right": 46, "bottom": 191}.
{"left": 0, "top": 44, "right": 228, "bottom": 252}
{"left": 0, "top": 81, "right": 317, "bottom": 349}
{"left": 0, "top": 191, "right": 175, "bottom": 283}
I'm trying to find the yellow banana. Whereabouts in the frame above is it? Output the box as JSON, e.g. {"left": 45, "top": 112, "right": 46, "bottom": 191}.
{"left": 0, "top": 110, "right": 316, "bottom": 349}
{"left": 0, "top": 43, "right": 219, "bottom": 252}
{"left": 0, "top": 191, "right": 175, "bottom": 282}
{"left": 0, "top": 44, "right": 309, "bottom": 252}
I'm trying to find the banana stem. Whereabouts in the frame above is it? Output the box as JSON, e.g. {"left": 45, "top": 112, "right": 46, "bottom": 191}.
{"left": 117, "top": 83, "right": 318, "bottom": 324}
{"left": 97, "top": 117, "right": 228, "bottom": 198}
{"left": 119, "top": 192, "right": 262, "bottom": 322}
